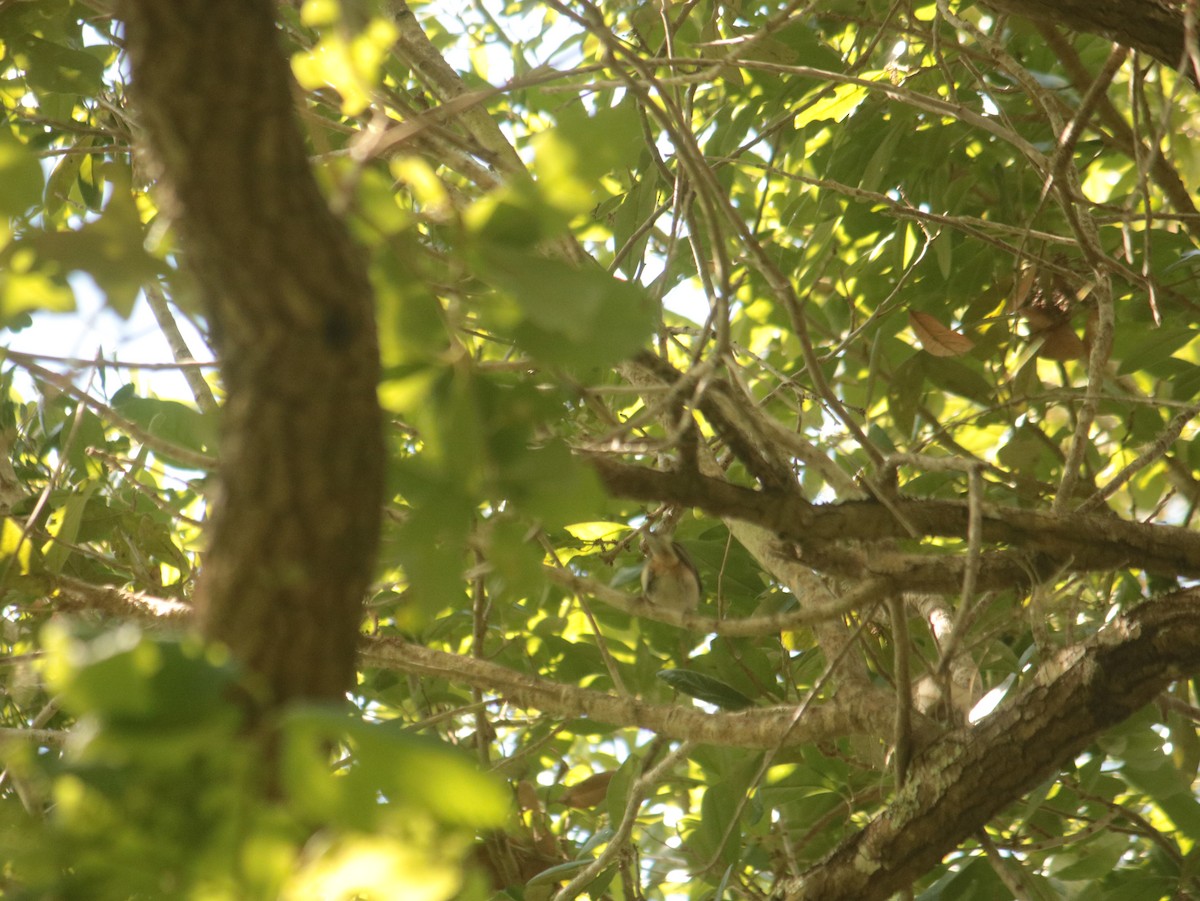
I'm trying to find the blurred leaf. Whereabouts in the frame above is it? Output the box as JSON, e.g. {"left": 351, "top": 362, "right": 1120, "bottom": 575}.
{"left": 533, "top": 103, "right": 642, "bottom": 215}
{"left": 111, "top": 392, "right": 215, "bottom": 459}
{"left": 282, "top": 709, "right": 511, "bottom": 829}
{"left": 290, "top": 17, "right": 398, "bottom": 115}
{"left": 40, "top": 624, "right": 240, "bottom": 735}
{"left": 499, "top": 439, "right": 606, "bottom": 528}
{"left": 373, "top": 248, "right": 448, "bottom": 365}
{"left": 283, "top": 832, "right": 465, "bottom": 901}
{"left": 14, "top": 181, "right": 161, "bottom": 316}
{"left": 8, "top": 33, "right": 104, "bottom": 94}
{"left": 465, "top": 177, "right": 568, "bottom": 248}
{"left": 0, "top": 133, "right": 45, "bottom": 216}
{"left": 475, "top": 246, "right": 655, "bottom": 368}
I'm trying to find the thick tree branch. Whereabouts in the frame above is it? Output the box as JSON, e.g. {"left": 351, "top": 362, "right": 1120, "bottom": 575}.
{"left": 785, "top": 589, "right": 1200, "bottom": 900}
{"left": 50, "top": 574, "right": 191, "bottom": 623}
{"left": 589, "top": 457, "right": 1200, "bottom": 581}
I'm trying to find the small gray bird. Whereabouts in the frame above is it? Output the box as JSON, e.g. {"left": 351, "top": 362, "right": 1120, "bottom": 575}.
{"left": 640, "top": 533, "right": 702, "bottom": 612}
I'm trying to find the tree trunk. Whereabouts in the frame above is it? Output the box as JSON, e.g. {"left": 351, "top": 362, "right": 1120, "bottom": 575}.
{"left": 120, "top": 0, "right": 384, "bottom": 706}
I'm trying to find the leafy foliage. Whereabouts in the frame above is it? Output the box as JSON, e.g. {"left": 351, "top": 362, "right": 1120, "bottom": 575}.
{"left": 2, "top": 0, "right": 1200, "bottom": 899}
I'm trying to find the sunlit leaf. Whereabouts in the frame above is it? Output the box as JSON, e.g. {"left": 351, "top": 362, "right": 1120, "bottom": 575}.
{"left": 794, "top": 83, "right": 868, "bottom": 127}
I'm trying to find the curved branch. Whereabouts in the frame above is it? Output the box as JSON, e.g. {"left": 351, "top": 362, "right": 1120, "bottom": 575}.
{"left": 785, "top": 589, "right": 1200, "bottom": 900}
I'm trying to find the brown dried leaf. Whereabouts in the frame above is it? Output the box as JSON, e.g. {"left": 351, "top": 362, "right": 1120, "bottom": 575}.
{"left": 516, "top": 780, "right": 541, "bottom": 814}
{"left": 909, "top": 310, "right": 975, "bottom": 357}
{"left": 1038, "top": 322, "right": 1086, "bottom": 361}
{"left": 561, "top": 771, "right": 614, "bottom": 809}
{"left": 1011, "top": 267, "right": 1037, "bottom": 311}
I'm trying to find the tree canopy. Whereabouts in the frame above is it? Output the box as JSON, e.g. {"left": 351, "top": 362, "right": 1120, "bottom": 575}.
{"left": 3, "top": 0, "right": 1200, "bottom": 899}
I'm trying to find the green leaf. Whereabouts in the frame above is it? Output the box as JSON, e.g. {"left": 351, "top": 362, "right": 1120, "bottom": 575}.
{"left": 9, "top": 33, "right": 104, "bottom": 95}
{"left": 612, "top": 168, "right": 660, "bottom": 278}
{"left": 41, "top": 624, "right": 240, "bottom": 731}
{"left": 795, "top": 83, "right": 868, "bottom": 128}
{"left": 0, "top": 515, "right": 32, "bottom": 574}
{"left": 657, "top": 669, "right": 756, "bottom": 710}
{"left": 861, "top": 125, "right": 901, "bottom": 194}
{"left": 605, "top": 752, "right": 642, "bottom": 824}
{"left": 1048, "top": 831, "right": 1129, "bottom": 881}
{"left": 0, "top": 133, "right": 45, "bottom": 216}
{"left": 526, "top": 859, "right": 594, "bottom": 887}
{"left": 918, "top": 855, "right": 1008, "bottom": 900}
{"left": 14, "top": 180, "right": 161, "bottom": 316}
{"left": 887, "top": 355, "right": 923, "bottom": 438}
{"left": 690, "top": 757, "right": 756, "bottom": 868}
{"left": 1120, "top": 757, "right": 1200, "bottom": 841}
{"left": 42, "top": 483, "right": 97, "bottom": 575}
{"left": 922, "top": 356, "right": 993, "bottom": 404}
{"left": 282, "top": 709, "right": 511, "bottom": 829}
{"left": 1113, "top": 326, "right": 1195, "bottom": 376}
{"left": 476, "top": 246, "right": 655, "bottom": 368}
{"left": 533, "top": 103, "right": 643, "bottom": 215}
{"left": 112, "top": 394, "right": 214, "bottom": 454}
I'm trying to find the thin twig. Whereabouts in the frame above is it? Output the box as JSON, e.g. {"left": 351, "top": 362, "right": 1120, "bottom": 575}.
{"left": 1079, "top": 401, "right": 1200, "bottom": 513}
{"left": 142, "top": 280, "right": 217, "bottom": 412}
{"left": 551, "top": 741, "right": 695, "bottom": 901}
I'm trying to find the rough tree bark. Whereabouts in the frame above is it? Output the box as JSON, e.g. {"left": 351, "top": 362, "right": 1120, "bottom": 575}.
{"left": 120, "top": 1, "right": 384, "bottom": 706}
{"left": 786, "top": 591, "right": 1200, "bottom": 900}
